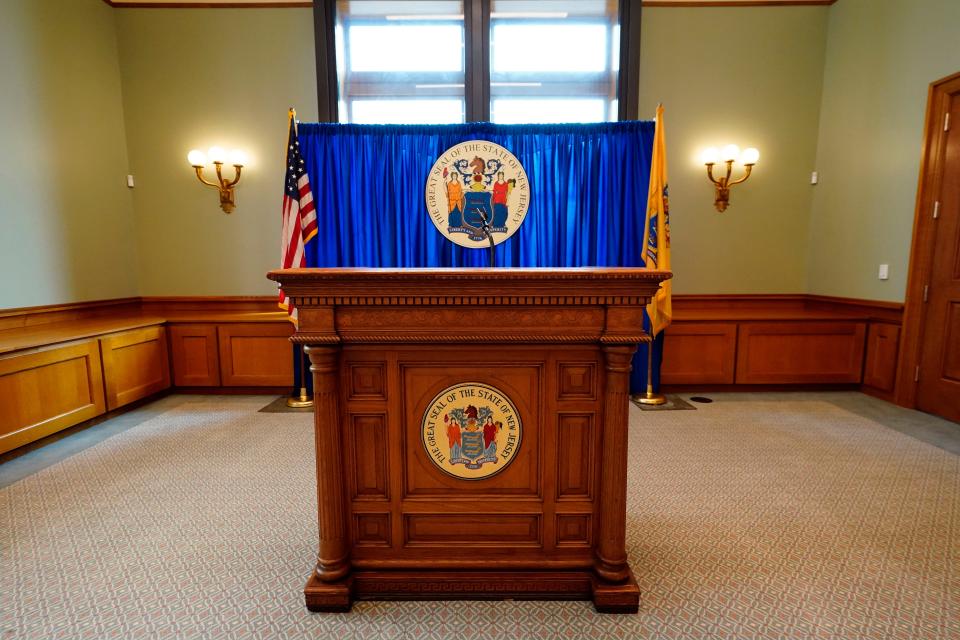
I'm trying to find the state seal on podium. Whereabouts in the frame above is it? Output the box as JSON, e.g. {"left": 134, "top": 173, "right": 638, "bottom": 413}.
{"left": 420, "top": 382, "right": 522, "bottom": 480}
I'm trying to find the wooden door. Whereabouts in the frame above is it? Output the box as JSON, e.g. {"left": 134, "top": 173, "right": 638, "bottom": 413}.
{"left": 917, "top": 80, "right": 960, "bottom": 422}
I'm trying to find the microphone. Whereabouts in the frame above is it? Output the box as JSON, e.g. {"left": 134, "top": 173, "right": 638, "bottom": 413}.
{"left": 474, "top": 207, "right": 496, "bottom": 268}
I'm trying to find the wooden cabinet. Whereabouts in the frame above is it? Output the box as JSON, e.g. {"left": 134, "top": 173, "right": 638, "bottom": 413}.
{"left": 99, "top": 326, "right": 171, "bottom": 410}
{"left": 863, "top": 323, "right": 900, "bottom": 392}
{"left": 735, "top": 321, "right": 867, "bottom": 384}
{"left": 217, "top": 323, "right": 293, "bottom": 386}
{"left": 661, "top": 322, "right": 737, "bottom": 384}
{"left": 0, "top": 341, "right": 106, "bottom": 455}
{"left": 168, "top": 324, "right": 220, "bottom": 386}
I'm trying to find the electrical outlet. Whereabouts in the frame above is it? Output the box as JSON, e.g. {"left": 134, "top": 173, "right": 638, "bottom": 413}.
{"left": 878, "top": 264, "right": 889, "bottom": 280}
{"left": 126, "top": 175, "right": 135, "bottom": 188}
{"left": 810, "top": 171, "right": 818, "bottom": 185}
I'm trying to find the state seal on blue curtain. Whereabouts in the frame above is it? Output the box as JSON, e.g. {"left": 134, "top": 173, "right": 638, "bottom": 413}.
{"left": 424, "top": 140, "right": 530, "bottom": 249}
{"left": 420, "top": 382, "right": 522, "bottom": 480}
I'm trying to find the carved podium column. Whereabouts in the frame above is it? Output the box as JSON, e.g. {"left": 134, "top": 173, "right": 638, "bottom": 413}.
{"left": 303, "top": 344, "right": 352, "bottom": 610}
{"left": 268, "top": 268, "right": 671, "bottom": 614}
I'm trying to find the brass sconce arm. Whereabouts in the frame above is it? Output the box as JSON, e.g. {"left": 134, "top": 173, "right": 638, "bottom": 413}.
{"left": 188, "top": 148, "right": 246, "bottom": 214}
{"left": 193, "top": 166, "right": 220, "bottom": 188}
{"left": 702, "top": 146, "right": 759, "bottom": 213}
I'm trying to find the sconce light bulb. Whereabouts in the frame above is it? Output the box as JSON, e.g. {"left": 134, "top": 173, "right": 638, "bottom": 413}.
{"left": 701, "top": 147, "right": 719, "bottom": 165}
{"left": 721, "top": 144, "right": 741, "bottom": 163}
{"left": 207, "top": 146, "right": 227, "bottom": 164}
{"left": 229, "top": 149, "right": 247, "bottom": 167}
{"left": 740, "top": 147, "right": 760, "bottom": 166}
{"left": 187, "top": 149, "right": 207, "bottom": 167}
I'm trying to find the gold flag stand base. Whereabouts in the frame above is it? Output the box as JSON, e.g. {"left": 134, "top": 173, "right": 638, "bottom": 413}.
{"left": 636, "top": 391, "right": 667, "bottom": 406}
{"left": 286, "top": 387, "right": 313, "bottom": 408}
{"left": 636, "top": 337, "right": 666, "bottom": 405}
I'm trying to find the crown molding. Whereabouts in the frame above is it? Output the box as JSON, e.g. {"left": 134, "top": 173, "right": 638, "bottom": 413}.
{"left": 102, "top": 0, "right": 835, "bottom": 8}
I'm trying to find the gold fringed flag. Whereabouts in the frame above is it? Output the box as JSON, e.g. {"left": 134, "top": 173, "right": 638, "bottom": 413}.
{"left": 642, "top": 105, "right": 672, "bottom": 337}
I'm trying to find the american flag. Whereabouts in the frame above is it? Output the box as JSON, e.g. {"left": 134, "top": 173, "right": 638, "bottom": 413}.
{"left": 279, "top": 115, "right": 317, "bottom": 320}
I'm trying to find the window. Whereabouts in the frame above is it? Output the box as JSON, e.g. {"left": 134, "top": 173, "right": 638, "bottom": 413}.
{"left": 318, "top": 1, "right": 640, "bottom": 125}
{"left": 490, "top": 1, "right": 620, "bottom": 124}
{"left": 335, "top": 1, "right": 466, "bottom": 124}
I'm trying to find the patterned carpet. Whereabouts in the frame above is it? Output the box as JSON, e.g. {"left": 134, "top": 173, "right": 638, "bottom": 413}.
{"left": 2, "top": 395, "right": 958, "bottom": 639}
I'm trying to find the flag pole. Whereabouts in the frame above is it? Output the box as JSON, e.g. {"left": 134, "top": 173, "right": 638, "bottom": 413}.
{"left": 286, "top": 345, "right": 314, "bottom": 408}
{"left": 636, "top": 337, "right": 666, "bottom": 406}
{"left": 284, "top": 106, "right": 314, "bottom": 409}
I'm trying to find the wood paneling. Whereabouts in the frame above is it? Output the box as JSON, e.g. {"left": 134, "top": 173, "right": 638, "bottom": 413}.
{"left": 661, "top": 322, "right": 737, "bottom": 384}
{"left": 0, "top": 342, "right": 105, "bottom": 455}
{"left": 557, "top": 362, "right": 597, "bottom": 400}
{"left": 168, "top": 324, "right": 220, "bottom": 386}
{"left": 348, "top": 363, "right": 386, "bottom": 400}
{"left": 863, "top": 324, "right": 900, "bottom": 393}
{"left": 404, "top": 514, "right": 541, "bottom": 547}
{"left": 354, "top": 513, "right": 391, "bottom": 547}
{"left": 99, "top": 326, "right": 171, "bottom": 410}
{"left": 401, "top": 360, "right": 541, "bottom": 498}
{"left": 556, "top": 514, "right": 592, "bottom": 547}
{"left": 736, "top": 322, "right": 867, "bottom": 384}
{"left": 349, "top": 414, "right": 389, "bottom": 501}
{"left": 556, "top": 414, "right": 594, "bottom": 499}
{"left": 217, "top": 323, "right": 294, "bottom": 386}
{"left": 0, "top": 297, "right": 140, "bottom": 332}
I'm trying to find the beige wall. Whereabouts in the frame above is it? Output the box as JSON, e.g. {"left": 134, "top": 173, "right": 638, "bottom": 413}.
{"left": 807, "top": 0, "right": 960, "bottom": 302}
{"left": 5, "top": 2, "right": 955, "bottom": 305}
{"left": 114, "top": 8, "right": 317, "bottom": 296}
{"left": 0, "top": 0, "right": 138, "bottom": 308}
{"left": 639, "top": 6, "right": 828, "bottom": 294}
{"left": 115, "top": 5, "right": 828, "bottom": 297}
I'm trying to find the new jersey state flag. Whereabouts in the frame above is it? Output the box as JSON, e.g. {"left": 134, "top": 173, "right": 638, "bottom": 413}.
{"left": 642, "top": 105, "right": 672, "bottom": 337}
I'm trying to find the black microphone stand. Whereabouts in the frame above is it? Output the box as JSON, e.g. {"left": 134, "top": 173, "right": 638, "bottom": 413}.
{"left": 474, "top": 208, "right": 496, "bottom": 268}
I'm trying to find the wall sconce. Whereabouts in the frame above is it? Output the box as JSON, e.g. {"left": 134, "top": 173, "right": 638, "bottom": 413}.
{"left": 187, "top": 146, "right": 246, "bottom": 213}
{"left": 701, "top": 144, "right": 759, "bottom": 212}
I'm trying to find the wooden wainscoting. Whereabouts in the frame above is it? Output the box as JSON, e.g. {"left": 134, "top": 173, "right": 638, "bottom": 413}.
{"left": 660, "top": 294, "right": 904, "bottom": 399}
{"left": 0, "top": 296, "right": 293, "bottom": 455}
{"left": 0, "top": 293, "right": 906, "bottom": 456}
{"left": 0, "top": 341, "right": 106, "bottom": 454}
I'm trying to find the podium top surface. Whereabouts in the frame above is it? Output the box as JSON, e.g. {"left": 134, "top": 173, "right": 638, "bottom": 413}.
{"left": 268, "top": 267, "right": 672, "bottom": 308}
{"left": 267, "top": 267, "right": 671, "bottom": 283}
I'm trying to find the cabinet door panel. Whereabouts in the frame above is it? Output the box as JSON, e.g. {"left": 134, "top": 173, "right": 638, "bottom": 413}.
{"left": 736, "top": 322, "right": 866, "bottom": 384}
{"left": 100, "top": 326, "right": 171, "bottom": 410}
{"left": 217, "top": 323, "right": 293, "bottom": 386}
{"left": 0, "top": 341, "right": 106, "bottom": 454}
{"left": 863, "top": 323, "right": 900, "bottom": 392}
{"left": 169, "top": 324, "right": 220, "bottom": 386}
{"left": 661, "top": 322, "right": 737, "bottom": 385}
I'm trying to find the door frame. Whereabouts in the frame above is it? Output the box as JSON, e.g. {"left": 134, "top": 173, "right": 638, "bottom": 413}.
{"left": 895, "top": 70, "right": 960, "bottom": 407}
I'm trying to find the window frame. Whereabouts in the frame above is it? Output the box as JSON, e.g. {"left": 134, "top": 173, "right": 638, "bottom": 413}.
{"left": 312, "top": 0, "right": 642, "bottom": 124}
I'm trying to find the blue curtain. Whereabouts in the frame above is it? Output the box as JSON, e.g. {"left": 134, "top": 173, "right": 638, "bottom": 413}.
{"left": 297, "top": 121, "right": 658, "bottom": 392}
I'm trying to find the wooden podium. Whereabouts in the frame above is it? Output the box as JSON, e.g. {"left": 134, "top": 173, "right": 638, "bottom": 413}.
{"left": 266, "top": 267, "right": 672, "bottom": 613}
